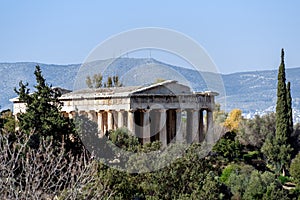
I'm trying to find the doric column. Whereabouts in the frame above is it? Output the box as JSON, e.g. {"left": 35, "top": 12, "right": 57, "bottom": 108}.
{"left": 127, "top": 110, "right": 135, "bottom": 134}
{"left": 186, "top": 109, "right": 193, "bottom": 143}
{"left": 118, "top": 110, "right": 124, "bottom": 128}
{"left": 175, "top": 109, "right": 183, "bottom": 142}
{"left": 166, "top": 109, "right": 176, "bottom": 143}
{"left": 97, "top": 111, "right": 103, "bottom": 137}
{"left": 207, "top": 110, "right": 213, "bottom": 132}
{"left": 107, "top": 110, "right": 113, "bottom": 131}
{"left": 199, "top": 110, "right": 205, "bottom": 142}
{"left": 150, "top": 110, "right": 160, "bottom": 142}
{"left": 159, "top": 109, "right": 167, "bottom": 147}
{"left": 113, "top": 111, "right": 117, "bottom": 130}
{"left": 103, "top": 112, "right": 108, "bottom": 133}
{"left": 143, "top": 110, "right": 151, "bottom": 144}
{"left": 186, "top": 109, "right": 199, "bottom": 143}
{"left": 192, "top": 109, "right": 199, "bottom": 143}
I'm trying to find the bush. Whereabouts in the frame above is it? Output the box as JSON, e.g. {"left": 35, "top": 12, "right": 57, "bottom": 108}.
{"left": 109, "top": 127, "right": 140, "bottom": 151}
{"left": 278, "top": 175, "right": 291, "bottom": 184}
{"left": 243, "top": 171, "right": 275, "bottom": 200}
{"left": 220, "top": 164, "right": 240, "bottom": 184}
{"left": 263, "top": 181, "right": 289, "bottom": 200}
{"left": 243, "top": 150, "right": 259, "bottom": 161}
{"left": 226, "top": 164, "right": 254, "bottom": 198}
{"left": 290, "top": 152, "right": 300, "bottom": 184}
{"left": 212, "top": 131, "right": 242, "bottom": 161}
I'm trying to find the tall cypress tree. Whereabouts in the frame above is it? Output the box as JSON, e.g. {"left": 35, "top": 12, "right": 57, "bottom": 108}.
{"left": 274, "top": 49, "right": 292, "bottom": 172}
{"left": 262, "top": 49, "right": 292, "bottom": 174}
{"left": 276, "top": 48, "right": 288, "bottom": 138}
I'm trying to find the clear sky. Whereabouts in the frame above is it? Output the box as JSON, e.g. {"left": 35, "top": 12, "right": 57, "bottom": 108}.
{"left": 1, "top": 0, "right": 300, "bottom": 74}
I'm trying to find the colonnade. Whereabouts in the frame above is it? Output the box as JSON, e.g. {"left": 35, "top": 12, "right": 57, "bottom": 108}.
{"left": 65, "top": 108, "right": 213, "bottom": 146}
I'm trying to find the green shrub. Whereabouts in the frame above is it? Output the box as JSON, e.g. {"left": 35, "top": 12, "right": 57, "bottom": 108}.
{"left": 212, "top": 131, "right": 242, "bottom": 161}
{"left": 290, "top": 153, "right": 300, "bottom": 184}
{"left": 278, "top": 175, "right": 291, "bottom": 184}
{"left": 220, "top": 164, "right": 240, "bottom": 184}
{"left": 243, "top": 150, "right": 259, "bottom": 161}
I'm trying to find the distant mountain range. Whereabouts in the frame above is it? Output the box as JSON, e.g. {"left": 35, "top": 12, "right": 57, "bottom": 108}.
{"left": 1, "top": 58, "right": 299, "bottom": 122}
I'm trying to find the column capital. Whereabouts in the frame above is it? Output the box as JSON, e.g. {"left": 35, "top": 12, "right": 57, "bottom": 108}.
{"left": 186, "top": 108, "right": 199, "bottom": 112}
{"left": 157, "top": 109, "right": 167, "bottom": 113}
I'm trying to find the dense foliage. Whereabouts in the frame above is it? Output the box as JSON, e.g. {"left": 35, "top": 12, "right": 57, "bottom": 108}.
{"left": 14, "top": 66, "right": 83, "bottom": 154}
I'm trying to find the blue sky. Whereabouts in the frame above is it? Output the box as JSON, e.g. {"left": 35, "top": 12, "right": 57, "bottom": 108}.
{"left": 1, "top": 0, "right": 300, "bottom": 74}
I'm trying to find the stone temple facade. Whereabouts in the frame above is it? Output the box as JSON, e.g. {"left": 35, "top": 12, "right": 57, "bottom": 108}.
{"left": 11, "top": 80, "right": 218, "bottom": 146}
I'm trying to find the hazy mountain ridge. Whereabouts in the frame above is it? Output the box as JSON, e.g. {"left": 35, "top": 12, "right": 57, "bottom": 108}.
{"left": 1, "top": 58, "right": 299, "bottom": 122}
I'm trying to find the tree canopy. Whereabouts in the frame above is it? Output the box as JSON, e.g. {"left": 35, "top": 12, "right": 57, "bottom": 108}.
{"left": 14, "top": 66, "right": 79, "bottom": 150}
{"left": 86, "top": 73, "right": 122, "bottom": 88}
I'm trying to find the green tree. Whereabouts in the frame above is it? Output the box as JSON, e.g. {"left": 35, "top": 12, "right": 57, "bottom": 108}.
{"left": 107, "top": 76, "right": 113, "bottom": 87}
{"left": 276, "top": 49, "right": 288, "bottom": 138}
{"left": 220, "top": 164, "right": 240, "bottom": 184}
{"left": 86, "top": 75, "right": 93, "bottom": 88}
{"left": 213, "top": 103, "right": 227, "bottom": 125}
{"left": 86, "top": 73, "right": 103, "bottom": 88}
{"left": 14, "top": 66, "right": 77, "bottom": 149}
{"left": 86, "top": 74, "right": 122, "bottom": 88}
{"left": 93, "top": 73, "right": 103, "bottom": 88}
{"left": 109, "top": 127, "right": 140, "bottom": 152}
{"left": 243, "top": 170, "right": 275, "bottom": 200}
{"left": 0, "top": 110, "right": 15, "bottom": 133}
{"left": 262, "top": 181, "right": 289, "bottom": 200}
{"left": 238, "top": 113, "right": 276, "bottom": 149}
{"left": 113, "top": 75, "right": 122, "bottom": 87}
{"left": 198, "top": 171, "right": 226, "bottom": 199}
{"left": 262, "top": 49, "right": 292, "bottom": 173}
{"left": 212, "top": 131, "right": 242, "bottom": 161}
{"left": 226, "top": 164, "right": 254, "bottom": 199}
{"left": 290, "top": 152, "right": 300, "bottom": 184}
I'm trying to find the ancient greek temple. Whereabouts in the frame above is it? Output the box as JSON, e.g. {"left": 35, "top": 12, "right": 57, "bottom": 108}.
{"left": 11, "top": 80, "right": 218, "bottom": 146}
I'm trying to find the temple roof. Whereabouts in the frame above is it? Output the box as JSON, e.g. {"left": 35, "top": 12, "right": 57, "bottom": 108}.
{"left": 60, "top": 80, "right": 191, "bottom": 99}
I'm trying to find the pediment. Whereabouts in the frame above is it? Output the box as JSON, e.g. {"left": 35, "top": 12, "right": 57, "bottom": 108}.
{"left": 131, "top": 80, "right": 192, "bottom": 95}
